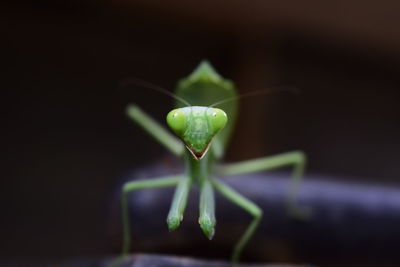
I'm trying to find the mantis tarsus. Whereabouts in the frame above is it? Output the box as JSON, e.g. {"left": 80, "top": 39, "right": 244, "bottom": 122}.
{"left": 119, "top": 61, "right": 308, "bottom": 264}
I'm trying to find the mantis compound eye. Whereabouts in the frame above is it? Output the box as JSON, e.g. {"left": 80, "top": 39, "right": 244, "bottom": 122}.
{"left": 208, "top": 108, "right": 228, "bottom": 134}
{"left": 166, "top": 109, "right": 186, "bottom": 135}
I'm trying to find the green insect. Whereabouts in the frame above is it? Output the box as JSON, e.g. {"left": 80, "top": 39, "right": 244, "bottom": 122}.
{"left": 120, "top": 61, "right": 308, "bottom": 264}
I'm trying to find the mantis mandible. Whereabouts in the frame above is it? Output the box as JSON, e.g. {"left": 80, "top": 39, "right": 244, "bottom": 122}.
{"left": 120, "top": 61, "right": 308, "bottom": 264}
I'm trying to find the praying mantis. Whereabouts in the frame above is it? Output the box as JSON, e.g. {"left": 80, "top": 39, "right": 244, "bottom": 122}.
{"left": 119, "top": 61, "right": 308, "bottom": 264}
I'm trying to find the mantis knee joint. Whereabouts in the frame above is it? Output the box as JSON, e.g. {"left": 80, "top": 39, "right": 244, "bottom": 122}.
{"left": 122, "top": 182, "right": 138, "bottom": 194}
{"left": 122, "top": 183, "right": 130, "bottom": 194}
{"left": 292, "top": 151, "right": 307, "bottom": 164}
{"left": 252, "top": 206, "right": 263, "bottom": 219}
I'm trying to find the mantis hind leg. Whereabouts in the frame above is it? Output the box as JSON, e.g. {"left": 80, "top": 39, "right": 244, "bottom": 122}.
{"left": 211, "top": 178, "right": 262, "bottom": 263}
{"left": 126, "top": 104, "right": 184, "bottom": 156}
{"left": 218, "top": 151, "right": 310, "bottom": 218}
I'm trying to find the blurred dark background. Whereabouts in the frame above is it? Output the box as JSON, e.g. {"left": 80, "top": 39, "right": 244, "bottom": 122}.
{"left": 2, "top": 0, "right": 400, "bottom": 266}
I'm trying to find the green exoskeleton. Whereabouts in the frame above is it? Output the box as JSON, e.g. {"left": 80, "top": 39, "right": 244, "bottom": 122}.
{"left": 120, "top": 61, "right": 308, "bottom": 264}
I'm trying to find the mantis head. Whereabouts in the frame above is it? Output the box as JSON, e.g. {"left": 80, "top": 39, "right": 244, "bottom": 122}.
{"left": 167, "top": 106, "right": 227, "bottom": 160}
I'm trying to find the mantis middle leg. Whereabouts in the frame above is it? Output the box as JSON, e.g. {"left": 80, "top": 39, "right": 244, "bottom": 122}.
{"left": 120, "top": 175, "right": 184, "bottom": 256}
{"left": 211, "top": 178, "right": 263, "bottom": 263}
{"left": 218, "top": 151, "right": 310, "bottom": 218}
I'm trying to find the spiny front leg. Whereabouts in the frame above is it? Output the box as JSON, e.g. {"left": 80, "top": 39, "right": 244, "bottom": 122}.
{"left": 211, "top": 178, "right": 262, "bottom": 263}
{"left": 167, "top": 176, "right": 192, "bottom": 231}
{"left": 199, "top": 178, "right": 216, "bottom": 240}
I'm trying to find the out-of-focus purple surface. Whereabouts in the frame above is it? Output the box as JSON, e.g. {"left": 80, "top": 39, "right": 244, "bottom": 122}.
{"left": 112, "top": 168, "right": 400, "bottom": 267}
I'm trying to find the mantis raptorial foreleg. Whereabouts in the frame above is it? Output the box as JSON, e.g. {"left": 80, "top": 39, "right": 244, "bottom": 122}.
{"left": 218, "top": 151, "right": 310, "bottom": 218}
{"left": 167, "top": 176, "right": 192, "bottom": 231}
{"left": 199, "top": 178, "right": 216, "bottom": 239}
{"left": 211, "top": 178, "right": 263, "bottom": 263}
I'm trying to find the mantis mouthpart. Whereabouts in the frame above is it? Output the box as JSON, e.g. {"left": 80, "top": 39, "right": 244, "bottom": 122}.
{"left": 117, "top": 60, "right": 310, "bottom": 265}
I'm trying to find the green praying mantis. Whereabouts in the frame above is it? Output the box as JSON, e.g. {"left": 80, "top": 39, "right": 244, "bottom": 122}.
{"left": 119, "top": 61, "right": 308, "bottom": 264}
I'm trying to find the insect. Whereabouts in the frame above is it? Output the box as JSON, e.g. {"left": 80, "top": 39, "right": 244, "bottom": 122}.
{"left": 119, "top": 61, "right": 308, "bottom": 264}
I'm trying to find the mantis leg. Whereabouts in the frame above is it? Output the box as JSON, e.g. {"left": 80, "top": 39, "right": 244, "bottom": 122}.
{"left": 211, "top": 178, "right": 262, "bottom": 263}
{"left": 126, "top": 104, "right": 184, "bottom": 156}
{"left": 199, "top": 178, "right": 216, "bottom": 240}
{"left": 167, "top": 176, "right": 192, "bottom": 231}
{"left": 120, "top": 175, "right": 182, "bottom": 256}
{"left": 218, "top": 151, "right": 310, "bottom": 218}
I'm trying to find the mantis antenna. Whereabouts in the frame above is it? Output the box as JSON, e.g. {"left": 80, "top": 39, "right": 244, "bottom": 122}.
{"left": 121, "top": 77, "right": 192, "bottom": 107}
{"left": 209, "top": 86, "right": 300, "bottom": 108}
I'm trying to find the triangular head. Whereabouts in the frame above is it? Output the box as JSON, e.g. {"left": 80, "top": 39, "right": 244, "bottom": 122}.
{"left": 167, "top": 106, "right": 227, "bottom": 160}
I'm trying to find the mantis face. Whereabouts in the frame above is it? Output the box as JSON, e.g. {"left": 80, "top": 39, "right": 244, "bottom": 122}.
{"left": 167, "top": 106, "right": 227, "bottom": 160}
